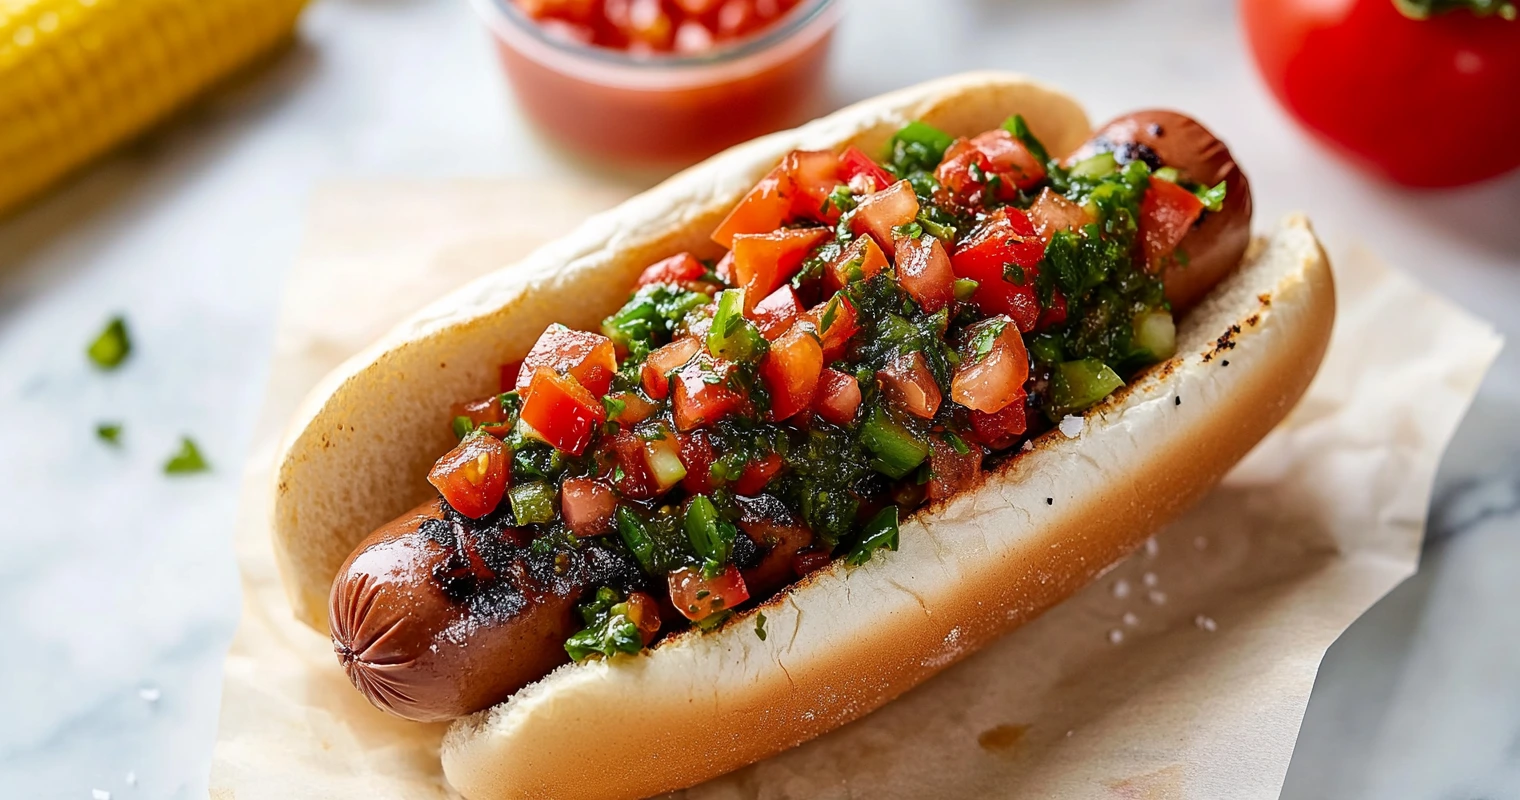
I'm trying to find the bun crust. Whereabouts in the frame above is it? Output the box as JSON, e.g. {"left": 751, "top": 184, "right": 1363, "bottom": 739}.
{"left": 269, "top": 73, "right": 1334, "bottom": 800}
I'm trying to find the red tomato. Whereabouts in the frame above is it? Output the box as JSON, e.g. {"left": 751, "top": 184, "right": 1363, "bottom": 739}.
{"left": 951, "top": 208, "right": 1048, "bottom": 332}
{"left": 561, "top": 477, "right": 618, "bottom": 537}
{"left": 642, "top": 337, "right": 701, "bottom": 400}
{"left": 450, "top": 395, "right": 512, "bottom": 437}
{"left": 712, "top": 163, "right": 795, "bottom": 248}
{"left": 607, "top": 431, "right": 659, "bottom": 499}
{"left": 678, "top": 430, "right": 719, "bottom": 494}
{"left": 850, "top": 180, "right": 920, "bottom": 258}
{"left": 936, "top": 130, "right": 1047, "bottom": 209}
{"left": 894, "top": 235, "right": 956, "bottom": 314}
{"left": 838, "top": 145, "right": 895, "bottom": 194}
{"left": 621, "top": 591, "right": 662, "bottom": 645}
{"left": 1027, "top": 188, "right": 1090, "bottom": 245}
{"left": 1036, "top": 291, "right": 1069, "bottom": 331}
{"left": 731, "top": 228, "right": 830, "bottom": 311}
{"left": 499, "top": 359, "right": 523, "bottom": 393}
{"left": 1139, "top": 178, "right": 1206, "bottom": 272}
{"left": 812, "top": 368, "right": 861, "bottom": 426}
{"left": 732, "top": 452, "right": 785, "bottom": 495}
{"left": 951, "top": 315, "right": 1030, "bottom": 414}
{"left": 607, "top": 390, "right": 657, "bottom": 427}
{"left": 713, "top": 251, "right": 736, "bottom": 284}
{"left": 637, "top": 252, "right": 707, "bottom": 287}
{"left": 671, "top": 354, "right": 746, "bottom": 431}
{"left": 669, "top": 564, "right": 750, "bottom": 621}
{"left": 428, "top": 432, "right": 510, "bottom": 519}
{"left": 1242, "top": 0, "right": 1520, "bottom": 187}
{"left": 798, "top": 292, "right": 860, "bottom": 361}
{"left": 520, "top": 369, "right": 604, "bottom": 456}
{"left": 824, "top": 233, "right": 890, "bottom": 293}
{"left": 516, "top": 324, "right": 618, "bottom": 398}
{"left": 877, "top": 351, "right": 942, "bottom": 419}
{"left": 967, "top": 394, "right": 1029, "bottom": 450}
{"left": 928, "top": 435, "right": 984, "bottom": 501}
{"left": 760, "top": 323, "right": 825, "bottom": 421}
{"left": 749, "top": 284, "right": 804, "bottom": 340}
{"left": 784, "top": 149, "right": 844, "bottom": 223}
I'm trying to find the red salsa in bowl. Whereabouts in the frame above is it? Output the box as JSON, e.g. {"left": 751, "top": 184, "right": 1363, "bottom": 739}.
{"left": 474, "top": 0, "right": 841, "bottom": 164}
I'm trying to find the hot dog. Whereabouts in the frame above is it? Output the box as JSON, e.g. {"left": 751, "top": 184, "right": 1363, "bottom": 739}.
{"left": 274, "top": 73, "right": 1334, "bottom": 800}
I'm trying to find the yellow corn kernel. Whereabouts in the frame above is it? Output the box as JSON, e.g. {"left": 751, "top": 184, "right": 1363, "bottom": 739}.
{"left": 0, "top": 0, "right": 309, "bottom": 216}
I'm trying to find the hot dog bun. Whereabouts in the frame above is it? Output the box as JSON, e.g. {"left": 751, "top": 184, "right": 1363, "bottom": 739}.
{"left": 270, "top": 73, "right": 1334, "bottom": 799}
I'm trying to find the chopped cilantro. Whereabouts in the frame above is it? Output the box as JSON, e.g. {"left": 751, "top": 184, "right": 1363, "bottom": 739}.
{"left": 755, "top": 612, "right": 768, "bottom": 641}
{"left": 87, "top": 316, "right": 131, "bottom": 370}
{"left": 96, "top": 423, "right": 123, "bottom": 445}
{"left": 164, "top": 437, "right": 209, "bottom": 474}
{"left": 1196, "top": 180, "right": 1228, "bottom": 213}
{"left": 846, "top": 506, "right": 900, "bottom": 567}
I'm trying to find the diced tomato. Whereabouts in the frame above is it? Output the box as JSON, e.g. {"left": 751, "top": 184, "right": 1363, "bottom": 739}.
{"left": 427, "top": 432, "right": 510, "bottom": 519}
{"left": 515, "top": 324, "right": 618, "bottom": 398}
{"left": 621, "top": 591, "right": 662, "bottom": 645}
{"left": 730, "top": 228, "right": 830, "bottom": 311}
{"left": 732, "top": 452, "right": 784, "bottom": 495}
{"left": 812, "top": 368, "right": 861, "bottom": 426}
{"left": 678, "top": 430, "right": 718, "bottom": 494}
{"left": 749, "top": 284, "right": 804, "bottom": 340}
{"left": 1036, "top": 292, "right": 1068, "bottom": 331}
{"left": 668, "top": 564, "right": 750, "bottom": 621}
{"left": 608, "top": 431, "right": 659, "bottom": 499}
{"left": 499, "top": 359, "right": 523, "bottom": 393}
{"left": 824, "top": 233, "right": 890, "bottom": 293}
{"left": 967, "top": 394, "right": 1029, "bottom": 450}
{"left": 1027, "top": 188, "right": 1090, "bottom": 245}
{"left": 877, "top": 351, "right": 943, "bottom": 419}
{"left": 519, "top": 369, "right": 604, "bottom": 456}
{"left": 894, "top": 234, "right": 956, "bottom": 314}
{"left": 1139, "top": 178, "right": 1205, "bottom": 271}
{"left": 636, "top": 252, "right": 707, "bottom": 287}
{"left": 838, "top": 145, "right": 895, "bottom": 195}
{"left": 607, "top": 390, "right": 657, "bottom": 427}
{"left": 760, "top": 324, "right": 824, "bottom": 421}
{"left": 713, "top": 251, "right": 736, "bottom": 284}
{"left": 850, "top": 180, "right": 920, "bottom": 258}
{"left": 561, "top": 477, "right": 618, "bottom": 537}
{"left": 642, "top": 337, "right": 701, "bottom": 400}
{"left": 712, "top": 164, "right": 796, "bottom": 249}
{"left": 951, "top": 315, "right": 1030, "bottom": 414}
{"left": 791, "top": 549, "right": 832, "bottom": 576}
{"left": 951, "top": 208, "right": 1048, "bottom": 332}
{"left": 450, "top": 395, "right": 511, "bottom": 437}
{"left": 936, "top": 130, "right": 1046, "bottom": 209}
{"left": 928, "top": 435, "right": 984, "bottom": 501}
{"left": 799, "top": 292, "right": 859, "bottom": 361}
{"left": 785, "top": 149, "right": 844, "bottom": 224}
{"left": 671, "top": 354, "right": 746, "bottom": 431}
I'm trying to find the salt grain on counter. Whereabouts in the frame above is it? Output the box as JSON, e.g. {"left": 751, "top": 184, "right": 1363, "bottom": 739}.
{"left": 1058, "top": 415, "right": 1085, "bottom": 438}
{"left": 1112, "top": 578, "right": 1131, "bottom": 599}
{"left": 1122, "top": 612, "right": 1139, "bottom": 627}
{"left": 92, "top": 791, "right": 110, "bottom": 800}
{"left": 1195, "top": 615, "right": 1218, "bottom": 632}
{"left": 1107, "top": 629, "right": 1124, "bottom": 645}
{"left": 1148, "top": 590, "right": 1168, "bottom": 605}
{"left": 138, "top": 687, "right": 160, "bottom": 703}
{"left": 1143, "top": 537, "right": 1159, "bottom": 558}
{"left": 1142, "top": 571, "right": 1158, "bottom": 588}
{"left": 125, "top": 772, "right": 136, "bottom": 787}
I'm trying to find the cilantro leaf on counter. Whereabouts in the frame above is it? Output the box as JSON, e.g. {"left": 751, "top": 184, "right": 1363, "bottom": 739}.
{"left": 87, "top": 316, "right": 132, "bottom": 370}
{"left": 164, "top": 437, "right": 210, "bottom": 474}
{"left": 96, "top": 423, "right": 123, "bottom": 446}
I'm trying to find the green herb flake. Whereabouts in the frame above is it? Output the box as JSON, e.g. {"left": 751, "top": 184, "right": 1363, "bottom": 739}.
{"left": 1196, "top": 180, "right": 1228, "bottom": 213}
{"left": 846, "top": 506, "right": 901, "bottom": 567}
{"left": 96, "top": 423, "right": 123, "bottom": 446}
{"left": 87, "top": 316, "right": 132, "bottom": 370}
{"left": 1001, "top": 114, "right": 1051, "bottom": 165}
{"left": 164, "top": 437, "right": 210, "bottom": 474}
{"left": 755, "top": 612, "right": 768, "bottom": 641}
{"left": 891, "top": 221, "right": 924, "bottom": 241}
{"left": 953, "top": 278, "right": 980, "bottom": 301}
{"left": 451, "top": 415, "right": 475, "bottom": 439}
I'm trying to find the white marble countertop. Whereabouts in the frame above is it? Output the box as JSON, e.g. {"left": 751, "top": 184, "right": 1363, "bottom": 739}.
{"left": 1, "top": 0, "right": 1515, "bottom": 797}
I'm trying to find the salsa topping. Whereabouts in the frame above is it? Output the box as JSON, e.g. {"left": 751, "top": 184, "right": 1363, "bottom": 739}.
{"left": 428, "top": 116, "right": 1226, "bottom": 662}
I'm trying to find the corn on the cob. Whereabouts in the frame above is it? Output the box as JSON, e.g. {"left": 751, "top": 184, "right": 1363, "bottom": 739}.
{"left": 0, "top": 0, "right": 309, "bottom": 216}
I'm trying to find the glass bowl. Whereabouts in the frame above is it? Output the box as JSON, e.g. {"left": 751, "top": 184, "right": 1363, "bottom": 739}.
{"left": 473, "top": 0, "right": 842, "bottom": 165}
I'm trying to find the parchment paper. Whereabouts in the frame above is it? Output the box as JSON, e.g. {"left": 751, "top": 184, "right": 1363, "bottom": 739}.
{"left": 208, "top": 180, "right": 1501, "bottom": 800}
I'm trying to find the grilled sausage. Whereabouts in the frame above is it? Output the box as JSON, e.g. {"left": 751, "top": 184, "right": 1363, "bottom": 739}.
{"left": 329, "top": 498, "right": 639, "bottom": 722}
{"left": 1066, "top": 110, "right": 1254, "bottom": 312}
